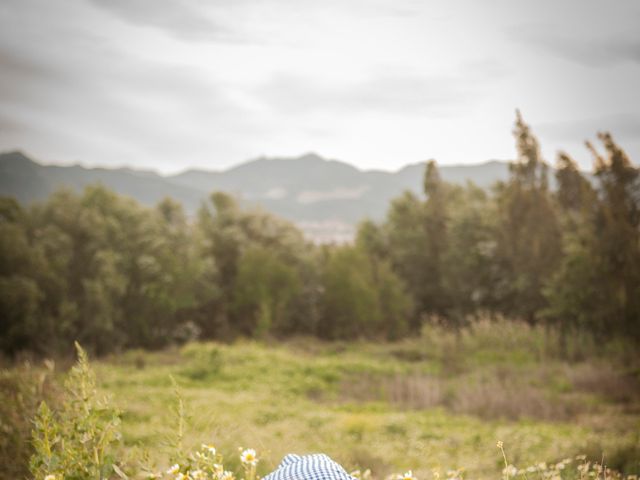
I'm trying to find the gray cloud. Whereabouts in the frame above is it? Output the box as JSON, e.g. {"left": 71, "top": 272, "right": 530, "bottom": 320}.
{"left": 86, "top": 0, "right": 242, "bottom": 42}
{"left": 258, "top": 67, "right": 499, "bottom": 117}
{"left": 0, "top": 1, "right": 256, "bottom": 169}
{"left": 536, "top": 114, "right": 640, "bottom": 144}
{"left": 510, "top": 25, "right": 640, "bottom": 67}
{"left": 1, "top": 0, "right": 639, "bottom": 172}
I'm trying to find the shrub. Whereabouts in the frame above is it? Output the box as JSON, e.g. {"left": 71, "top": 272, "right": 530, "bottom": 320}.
{"left": 30, "top": 342, "right": 124, "bottom": 480}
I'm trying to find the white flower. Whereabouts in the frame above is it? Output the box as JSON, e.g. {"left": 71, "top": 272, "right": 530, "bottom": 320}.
{"left": 202, "top": 443, "right": 217, "bottom": 455}
{"left": 167, "top": 464, "right": 181, "bottom": 475}
{"left": 221, "top": 471, "right": 235, "bottom": 480}
{"left": 241, "top": 449, "right": 258, "bottom": 465}
{"left": 192, "top": 470, "right": 206, "bottom": 480}
{"left": 503, "top": 465, "right": 518, "bottom": 477}
{"left": 402, "top": 471, "right": 417, "bottom": 480}
{"left": 44, "top": 475, "right": 57, "bottom": 480}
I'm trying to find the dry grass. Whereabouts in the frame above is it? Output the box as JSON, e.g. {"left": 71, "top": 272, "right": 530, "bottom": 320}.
{"left": 335, "top": 325, "right": 640, "bottom": 422}
{"left": 338, "top": 371, "right": 585, "bottom": 421}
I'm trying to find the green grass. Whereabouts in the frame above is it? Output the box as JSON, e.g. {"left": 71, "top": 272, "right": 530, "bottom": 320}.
{"left": 89, "top": 327, "right": 640, "bottom": 479}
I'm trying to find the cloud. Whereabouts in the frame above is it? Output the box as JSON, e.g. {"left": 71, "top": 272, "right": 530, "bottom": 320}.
{"left": 510, "top": 24, "right": 640, "bottom": 67}
{"left": 0, "top": 1, "right": 259, "bottom": 169}
{"left": 257, "top": 67, "right": 499, "bottom": 117}
{"left": 536, "top": 114, "right": 640, "bottom": 143}
{"left": 86, "top": 0, "right": 242, "bottom": 42}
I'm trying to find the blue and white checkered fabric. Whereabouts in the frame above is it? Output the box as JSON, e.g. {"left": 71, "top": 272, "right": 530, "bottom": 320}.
{"left": 262, "top": 454, "right": 356, "bottom": 480}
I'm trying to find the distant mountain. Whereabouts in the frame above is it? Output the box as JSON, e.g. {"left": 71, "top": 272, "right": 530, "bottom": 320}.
{"left": 0, "top": 150, "right": 511, "bottom": 242}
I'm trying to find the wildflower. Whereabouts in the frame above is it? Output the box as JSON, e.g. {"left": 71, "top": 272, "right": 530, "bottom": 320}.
{"left": 241, "top": 449, "right": 258, "bottom": 466}
{"left": 202, "top": 443, "right": 217, "bottom": 455}
{"left": 176, "top": 473, "right": 190, "bottom": 480}
{"left": 213, "top": 464, "right": 224, "bottom": 477}
{"left": 221, "top": 471, "right": 235, "bottom": 480}
{"left": 351, "top": 470, "right": 362, "bottom": 479}
{"left": 403, "top": 471, "right": 417, "bottom": 480}
{"left": 503, "top": 465, "right": 518, "bottom": 477}
{"left": 496, "top": 441, "right": 504, "bottom": 449}
{"left": 44, "top": 475, "right": 57, "bottom": 480}
{"left": 526, "top": 467, "right": 536, "bottom": 473}
{"left": 168, "top": 465, "right": 181, "bottom": 475}
{"left": 191, "top": 470, "right": 206, "bottom": 480}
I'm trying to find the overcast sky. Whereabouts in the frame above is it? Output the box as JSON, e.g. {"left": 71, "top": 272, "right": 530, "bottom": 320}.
{"left": 1, "top": 0, "right": 639, "bottom": 173}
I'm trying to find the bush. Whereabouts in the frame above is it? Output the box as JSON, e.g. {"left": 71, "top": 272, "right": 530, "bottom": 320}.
{"left": 30, "top": 343, "right": 123, "bottom": 480}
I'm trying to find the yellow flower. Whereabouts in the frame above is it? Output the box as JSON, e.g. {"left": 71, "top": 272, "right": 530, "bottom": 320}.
{"left": 241, "top": 449, "right": 258, "bottom": 465}
{"left": 167, "top": 464, "right": 181, "bottom": 475}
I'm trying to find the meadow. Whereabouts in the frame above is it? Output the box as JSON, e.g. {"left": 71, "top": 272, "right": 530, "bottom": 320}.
{"left": 28, "top": 320, "right": 632, "bottom": 479}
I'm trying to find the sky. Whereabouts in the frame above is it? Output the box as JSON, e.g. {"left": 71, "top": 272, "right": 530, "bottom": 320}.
{"left": 0, "top": 0, "right": 639, "bottom": 174}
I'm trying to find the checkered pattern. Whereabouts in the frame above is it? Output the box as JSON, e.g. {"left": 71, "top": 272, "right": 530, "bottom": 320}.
{"left": 262, "top": 454, "right": 356, "bottom": 480}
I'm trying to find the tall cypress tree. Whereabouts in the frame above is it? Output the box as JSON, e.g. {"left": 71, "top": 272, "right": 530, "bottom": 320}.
{"left": 588, "top": 133, "right": 640, "bottom": 339}
{"left": 422, "top": 160, "right": 450, "bottom": 320}
{"left": 494, "top": 111, "right": 562, "bottom": 323}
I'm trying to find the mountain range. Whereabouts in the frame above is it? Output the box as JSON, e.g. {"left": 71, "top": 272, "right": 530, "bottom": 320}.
{"left": 0, "top": 151, "right": 511, "bottom": 242}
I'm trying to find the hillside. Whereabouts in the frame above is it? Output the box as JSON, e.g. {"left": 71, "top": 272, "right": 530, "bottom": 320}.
{"left": 0, "top": 150, "right": 511, "bottom": 242}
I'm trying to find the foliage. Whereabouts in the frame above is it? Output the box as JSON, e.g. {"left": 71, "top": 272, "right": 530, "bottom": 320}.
{"left": 1, "top": 113, "right": 639, "bottom": 355}
{"left": 30, "top": 342, "right": 123, "bottom": 480}
{"left": 10, "top": 337, "right": 639, "bottom": 479}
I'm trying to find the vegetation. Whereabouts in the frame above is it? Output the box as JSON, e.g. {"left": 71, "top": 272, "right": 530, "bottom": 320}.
{"left": 1, "top": 113, "right": 639, "bottom": 478}
{"left": 1, "top": 114, "right": 639, "bottom": 356}
{"left": 20, "top": 331, "right": 640, "bottom": 479}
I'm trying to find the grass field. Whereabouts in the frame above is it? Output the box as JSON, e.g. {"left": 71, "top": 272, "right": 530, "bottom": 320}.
{"left": 83, "top": 322, "right": 640, "bottom": 479}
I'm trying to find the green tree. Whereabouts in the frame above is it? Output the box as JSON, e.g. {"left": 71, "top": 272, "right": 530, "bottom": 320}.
{"left": 588, "top": 133, "right": 640, "bottom": 338}
{"left": 493, "top": 111, "right": 562, "bottom": 323}
{"left": 421, "top": 160, "right": 451, "bottom": 319}
{"left": 318, "top": 244, "right": 411, "bottom": 340}
{"left": 231, "top": 246, "right": 301, "bottom": 337}
{"left": 195, "top": 192, "right": 310, "bottom": 339}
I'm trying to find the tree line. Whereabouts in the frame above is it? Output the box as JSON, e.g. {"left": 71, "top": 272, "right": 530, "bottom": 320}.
{"left": 1, "top": 113, "right": 638, "bottom": 356}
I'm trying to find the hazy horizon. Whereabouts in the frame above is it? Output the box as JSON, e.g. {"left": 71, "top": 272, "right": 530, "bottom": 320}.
{"left": 1, "top": 0, "right": 639, "bottom": 174}
{"left": 5, "top": 148, "right": 517, "bottom": 177}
